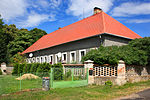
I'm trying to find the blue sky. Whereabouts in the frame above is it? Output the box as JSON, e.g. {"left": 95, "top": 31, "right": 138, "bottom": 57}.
{"left": 0, "top": 0, "right": 150, "bottom": 37}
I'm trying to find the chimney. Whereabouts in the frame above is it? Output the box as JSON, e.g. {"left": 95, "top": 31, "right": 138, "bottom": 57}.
{"left": 94, "top": 7, "right": 102, "bottom": 14}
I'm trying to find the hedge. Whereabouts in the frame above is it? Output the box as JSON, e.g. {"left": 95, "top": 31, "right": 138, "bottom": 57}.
{"left": 0, "top": 69, "right": 2, "bottom": 75}
{"left": 82, "top": 45, "right": 148, "bottom": 66}
{"left": 12, "top": 63, "right": 63, "bottom": 80}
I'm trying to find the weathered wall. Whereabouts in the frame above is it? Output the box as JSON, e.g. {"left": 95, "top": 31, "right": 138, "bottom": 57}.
{"left": 126, "top": 65, "right": 150, "bottom": 83}
{"left": 26, "top": 36, "right": 102, "bottom": 64}
{"left": 26, "top": 34, "right": 131, "bottom": 64}
{"left": 94, "top": 76, "right": 117, "bottom": 85}
{"left": 103, "top": 34, "right": 130, "bottom": 46}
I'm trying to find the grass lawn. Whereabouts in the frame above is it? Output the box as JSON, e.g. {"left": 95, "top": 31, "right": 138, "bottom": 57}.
{"left": 0, "top": 78, "right": 150, "bottom": 100}
{"left": 0, "top": 75, "right": 42, "bottom": 95}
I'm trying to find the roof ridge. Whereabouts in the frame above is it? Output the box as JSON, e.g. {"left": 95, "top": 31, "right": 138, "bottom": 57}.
{"left": 48, "top": 14, "right": 97, "bottom": 35}
{"left": 103, "top": 12, "right": 142, "bottom": 38}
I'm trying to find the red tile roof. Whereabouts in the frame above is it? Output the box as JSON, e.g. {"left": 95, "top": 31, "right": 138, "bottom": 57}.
{"left": 22, "top": 11, "right": 142, "bottom": 54}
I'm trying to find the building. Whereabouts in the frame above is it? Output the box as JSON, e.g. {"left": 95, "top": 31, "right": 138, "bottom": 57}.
{"left": 22, "top": 7, "right": 141, "bottom": 64}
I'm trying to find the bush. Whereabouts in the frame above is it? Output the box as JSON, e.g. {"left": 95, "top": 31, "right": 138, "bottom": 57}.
{"left": 12, "top": 62, "right": 63, "bottom": 77}
{"left": 23, "top": 64, "right": 27, "bottom": 73}
{"left": 12, "top": 63, "right": 19, "bottom": 75}
{"left": 63, "top": 70, "right": 72, "bottom": 80}
{"left": 105, "top": 81, "right": 113, "bottom": 87}
{"left": 82, "top": 45, "right": 148, "bottom": 66}
{"left": 129, "top": 37, "right": 150, "bottom": 65}
{"left": 0, "top": 69, "right": 2, "bottom": 75}
{"left": 52, "top": 63, "right": 63, "bottom": 80}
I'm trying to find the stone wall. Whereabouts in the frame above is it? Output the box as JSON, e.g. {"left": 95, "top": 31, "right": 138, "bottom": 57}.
{"left": 94, "top": 76, "right": 117, "bottom": 85}
{"left": 126, "top": 65, "right": 150, "bottom": 83}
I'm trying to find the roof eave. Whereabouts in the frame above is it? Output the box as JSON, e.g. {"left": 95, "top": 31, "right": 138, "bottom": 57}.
{"left": 101, "top": 33, "right": 134, "bottom": 40}
{"left": 23, "top": 32, "right": 135, "bottom": 54}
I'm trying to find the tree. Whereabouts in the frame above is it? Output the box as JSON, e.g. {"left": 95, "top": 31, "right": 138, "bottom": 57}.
{"left": 0, "top": 16, "right": 47, "bottom": 64}
{"left": 2, "top": 24, "right": 19, "bottom": 43}
{"left": 11, "top": 52, "right": 26, "bottom": 64}
{"left": 0, "top": 16, "right": 7, "bottom": 63}
{"left": 7, "top": 30, "right": 33, "bottom": 59}
{"left": 30, "top": 28, "right": 47, "bottom": 43}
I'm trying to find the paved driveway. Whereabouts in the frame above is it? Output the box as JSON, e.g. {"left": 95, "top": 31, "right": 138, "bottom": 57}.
{"left": 117, "top": 88, "right": 150, "bottom": 100}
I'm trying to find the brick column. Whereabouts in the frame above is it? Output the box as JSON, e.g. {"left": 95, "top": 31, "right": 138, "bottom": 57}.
{"left": 84, "top": 60, "right": 94, "bottom": 85}
{"left": 116, "top": 60, "right": 126, "bottom": 85}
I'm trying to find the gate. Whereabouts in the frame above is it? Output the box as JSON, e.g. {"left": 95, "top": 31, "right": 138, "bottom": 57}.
{"left": 50, "top": 68, "right": 88, "bottom": 88}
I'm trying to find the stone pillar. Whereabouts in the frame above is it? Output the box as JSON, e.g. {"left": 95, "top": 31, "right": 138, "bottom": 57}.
{"left": 84, "top": 60, "right": 94, "bottom": 85}
{"left": 116, "top": 60, "right": 126, "bottom": 85}
{"left": 1, "top": 62, "right": 7, "bottom": 75}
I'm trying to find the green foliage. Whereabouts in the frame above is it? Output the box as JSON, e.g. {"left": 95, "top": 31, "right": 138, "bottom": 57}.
{"left": 82, "top": 46, "right": 120, "bottom": 65}
{"left": 0, "top": 16, "right": 8, "bottom": 63}
{"left": 30, "top": 28, "right": 47, "bottom": 43}
{"left": 18, "top": 64, "right": 22, "bottom": 74}
{"left": 129, "top": 37, "right": 150, "bottom": 65}
{"left": 10, "top": 53, "right": 26, "bottom": 64}
{"left": 12, "top": 62, "right": 63, "bottom": 78}
{"left": 7, "top": 30, "right": 33, "bottom": 59}
{"left": 82, "top": 44, "right": 148, "bottom": 66}
{"left": 0, "top": 69, "right": 2, "bottom": 75}
{"left": 12, "top": 63, "right": 19, "bottom": 75}
{"left": 105, "top": 81, "right": 113, "bottom": 87}
{"left": 23, "top": 64, "right": 27, "bottom": 73}
{"left": 0, "top": 17, "right": 47, "bottom": 64}
{"left": 52, "top": 63, "right": 63, "bottom": 80}
{"left": 65, "top": 70, "right": 72, "bottom": 78}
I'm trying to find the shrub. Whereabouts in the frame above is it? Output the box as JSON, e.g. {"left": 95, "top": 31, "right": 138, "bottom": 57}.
{"left": 18, "top": 64, "right": 24, "bottom": 74}
{"left": 64, "top": 70, "right": 72, "bottom": 80}
{"left": 30, "top": 64, "right": 35, "bottom": 73}
{"left": 129, "top": 37, "right": 150, "bottom": 65}
{"left": 52, "top": 63, "right": 63, "bottom": 80}
{"left": 12, "top": 63, "right": 19, "bottom": 75}
{"left": 82, "top": 45, "right": 148, "bottom": 66}
{"left": 0, "top": 69, "right": 2, "bottom": 75}
{"left": 105, "top": 81, "right": 113, "bottom": 87}
{"left": 23, "top": 64, "right": 27, "bottom": 73}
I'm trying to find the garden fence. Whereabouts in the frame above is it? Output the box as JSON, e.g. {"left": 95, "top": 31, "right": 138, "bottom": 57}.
{"left": 0, "top": 68, "right": 88, "bottom": 95}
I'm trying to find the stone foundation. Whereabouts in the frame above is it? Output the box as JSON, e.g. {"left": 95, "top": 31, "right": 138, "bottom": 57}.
{"left": 94, "top": 76, "right": 117, "bottom": 85}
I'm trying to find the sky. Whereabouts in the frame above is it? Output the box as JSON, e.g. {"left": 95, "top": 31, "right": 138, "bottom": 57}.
{"left": 0, "top": 0, "right": 150, "bottom": 37}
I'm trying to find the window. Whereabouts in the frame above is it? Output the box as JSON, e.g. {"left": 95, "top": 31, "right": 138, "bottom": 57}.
{"left": 79, "top": 49, "right": 86, "bottom": 62}
{"left": 40, "top": 56, "right": 44, "bottom": 63}
{"left": 28, "top": 58, "right": 32, "bottom": 63}
{"left": 44, "top": 56, "right": 48, "bottom": 63}
{"left": 36, "top": 57, "right": 40, "bottom": 63}
{"left": 55, "top": 54, "right": 59, "bottom": 63}
{"left": 49, "top": 55, "right": 53, "bottom": 64}
{"left": 32, "top": 57, "right": 36, "bottom": 63}
{"left": 62, "top": 52, "right": 67, "bottom": 63}
{"left": 70, "top": 51, "right": 76, "bottom": 63}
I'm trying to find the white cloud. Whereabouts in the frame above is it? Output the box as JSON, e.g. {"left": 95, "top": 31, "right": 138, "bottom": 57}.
{"left": 125, "top": 19, "right": 150, "bottom": 23}
{"left": 111, "top": 2, "right": 150, "bottom": 17}
{"left": 49, "top": 0, "right": 62, "bottom": 8}
{"left": 38, "top": 0, "right": 50, "bottom": 8}
{"left": 0, "top": 0, "right": 28, "bottom": 21}
{"left": 66, "top": 0, "right": 114, "bottom": 17}
{"left": 18, "top": 12, "right": 56, "bottom": 28}
{"left": 0, "top": 0, "right": 59, "bottom": 28}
